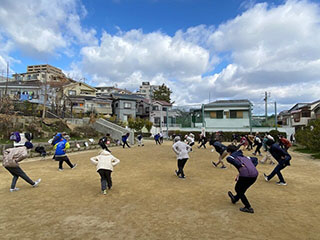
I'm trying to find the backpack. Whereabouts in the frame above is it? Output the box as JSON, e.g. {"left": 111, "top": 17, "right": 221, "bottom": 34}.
{"left": 10, "top": 132, "right": 21, "bottom": 143}
{"left": 231, "top": 155, "right": 259, "bottom": 178}
{"left": 25, "top": 132, "right": 33, "bottom": 141}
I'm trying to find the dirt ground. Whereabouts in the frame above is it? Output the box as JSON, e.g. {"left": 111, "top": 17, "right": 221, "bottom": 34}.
{"left": 0, "top": 140, "right": 319, "bottom": 240}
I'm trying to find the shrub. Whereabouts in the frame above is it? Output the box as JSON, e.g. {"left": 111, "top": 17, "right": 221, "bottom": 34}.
{"left": 295, "top": 119, "right": 320, "bottom": 151}
{"left": 71, "top": 126, "right": 100, "bottom": 138}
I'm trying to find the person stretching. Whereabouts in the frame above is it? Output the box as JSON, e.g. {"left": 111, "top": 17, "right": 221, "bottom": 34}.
{"left": 226, "top": 145, "right": 258, "bottom": 214}
{"left": 210, "top": 139, "right": 227, "bottom": 169}
{"left": 172, "top": 136, "right": 192, "bottom": 179}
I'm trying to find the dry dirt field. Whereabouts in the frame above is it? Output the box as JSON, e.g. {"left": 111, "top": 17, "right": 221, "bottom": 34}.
{"left": 1, "top": 140, "right": 320, "bottom": 240}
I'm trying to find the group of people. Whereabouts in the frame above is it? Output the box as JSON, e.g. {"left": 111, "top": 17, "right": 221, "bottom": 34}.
{"left": 2, "top": 130, "right": 293, "bottom": 213}
{"left": 171, "top": 131, "right": 293, "bottom": 214}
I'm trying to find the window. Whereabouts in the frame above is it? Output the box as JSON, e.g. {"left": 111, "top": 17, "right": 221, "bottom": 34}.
{"left": 124, "top": 102, "right": 132, "bottom": 109}
{"left": 152, "top": 106, "right": 159, "bottom": 111}
{"left": 68, "top": 90, "right": 76, "bottom": 96}
{"left": 230, "top": 110, "right": 244, "bottom": 119}
{"left": 210, "top": 111, "right": 223, "bottom": 119}
{"left": 301, "top": 111, "right": 311, "bottom": 118}
{"left": 162, "top": 107, "right": 167, "bottom": 111}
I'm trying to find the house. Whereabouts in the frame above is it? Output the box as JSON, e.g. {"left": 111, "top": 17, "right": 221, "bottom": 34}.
{"left": 96, "top": 86, "right": 131, "bottom": 96}
{"left": 290, "top": 100, "right": 320, "bottom": 129}
{"left": 277, "top": 110, "right": 292, "bottom": 127}
{"left": 150, "top": 100, "right": 177, "bottom": 128}
{"left": 112, "top": 93, "right": 144, "bottom": 122}
{"left": 63, "top": 82, "right": 97, "bottom": 97}
{"left": 193, "top": 100, "right": 252, "bottom": 128}
{"left": 66, "top": 96, "right": 112, "bottom": 115}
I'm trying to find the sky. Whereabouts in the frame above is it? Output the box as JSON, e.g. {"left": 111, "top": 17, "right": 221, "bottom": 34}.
{"left": 1, "top": 0, "right": 320, "bottom": 114}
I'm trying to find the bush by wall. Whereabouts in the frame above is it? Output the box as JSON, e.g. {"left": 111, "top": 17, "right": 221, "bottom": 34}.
{"left": 295, "top": 119, "right": 320, "bottom": 152}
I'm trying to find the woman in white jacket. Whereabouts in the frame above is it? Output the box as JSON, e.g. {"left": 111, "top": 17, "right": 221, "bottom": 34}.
{"left": 172, "top": 136, "right": 192, "bottom": 179}
{"left": 90, "top": 150, "right": 120, "bottom": 195}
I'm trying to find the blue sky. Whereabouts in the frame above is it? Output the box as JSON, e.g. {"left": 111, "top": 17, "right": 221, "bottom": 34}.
{"left": 1, "top": 0, "right": 320, "bottom": 113}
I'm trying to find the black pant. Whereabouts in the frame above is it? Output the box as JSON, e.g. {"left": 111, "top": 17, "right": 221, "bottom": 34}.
{"left": 234, "top": 176, "right": 257, "bottom": 208}
{"left": 160, "top": 137, "right": 163, "bottom": 143}
{"left": 177, "top": 158, "right": 188, "bottom": 177}
{"left": 254, "top": 143, "right": 262, "bottom": 155}
{"left": 98, "top": 169, "right": 112, "bottom": 190}
{"left": 56, "top": 156, "right": 74, "bottom": 169}
{"left": 189, "top": 142, "right": 195, "bottom": 147}
{"left": 268, "top": 163, "right": 287, "bottom": 183}
{"left": 123, "top": 140, "right": 130, "bottom": 148}
{"left": 5, "top": 166, "right": 35, "bottom": 189}
{"left": 155, "top": 139, "right": 161, "bottom": 145}
{"left": 100, "top": 143, "right": 111, "bottom": 152}
{"left": 199, "top": 141, "right": 207, "bottom": 148}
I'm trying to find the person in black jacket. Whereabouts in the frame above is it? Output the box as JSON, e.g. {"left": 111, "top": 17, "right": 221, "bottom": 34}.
{"left": 210, "top": 139, "right": 227, "bottom": 169}
{"left": 263, "top": 139, "right": 292, "bottom": 185}
{"left": 226, "top": 145, "right": 258, "bottom": 213}
{"left": 99, "top": 134, "right": 111, "bottom": 153}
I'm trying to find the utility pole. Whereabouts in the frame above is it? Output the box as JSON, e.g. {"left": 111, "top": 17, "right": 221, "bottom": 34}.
{"left": 249, "top": 103, "right": 253, "bottom": 134}
{"left": 264, "top": 91, "right": 268, "bottom": 121}
{"left": 166, "top": 107, "right": 169, "bottom": 139}
{"left": 275, "top": 102, "right": 278, "bottom": 131}
{"left": 42, "top": 69, "right": 48, "bottom": 119}
{"left": 201, "top": 104, "right": 205, "bottom": 128}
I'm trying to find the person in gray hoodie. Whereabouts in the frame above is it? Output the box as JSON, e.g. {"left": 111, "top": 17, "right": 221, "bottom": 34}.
{"left": 90, "top": 150, "right": 120, "bottom": 195}
{"left": 172, "top": 136, "right": 192, "bottom": 179}
{"left": 2, "top": 142, "right": 41, "bottom": 192}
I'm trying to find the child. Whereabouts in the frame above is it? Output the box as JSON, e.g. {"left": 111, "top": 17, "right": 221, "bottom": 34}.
{"left": 90, "top": 150, "right": 120, "bottom": 195}
{"left": 99, "top": 133, "right": 111, "bottom": 153}
{"left": 159, "top": 132, "right": 164, "bottom": 143}
{"left": 154, "top": 133, "right": 161, "bottom": 145}
{"left": 185, "top": 134, "right": 195, "bottom": 147}
{"left": 252, "top": 133, "right": 262, "bottom": 156}
{"left": 54, "top": 138, "right": 77, "bottom": 171}
{"left": 226, "top": 144, "right": 258, "bottom": 214}
{"left": 198, "top": 134, "right": 207, "bottom": 149}
{"left": 137, "top": 134, "right": 144, "bottom": 146}
{"left": 172, "top": 136, "right": 192, "bottom": 179}
{"left": 260, "top": 135, "right": 275, "bottom": 165}
{"left": 3, "top": 142, "right": 41, "bottom": 192}
{"left": 210, "top": 139, "right": 227, "bottom": 169}
{"left": 122, "top": 133, "right": 131, "bottom": 148}
{"left": 263, "top": 138, "right": 292, "bottom": 185}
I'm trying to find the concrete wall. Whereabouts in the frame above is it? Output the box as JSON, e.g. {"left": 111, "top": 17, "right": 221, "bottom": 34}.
{"left": 91, "top": 118, "right": 134, "bottom": 144}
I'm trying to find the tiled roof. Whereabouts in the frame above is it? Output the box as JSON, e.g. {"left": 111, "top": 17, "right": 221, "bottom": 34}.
{"left": 205, "top": 99, "right": 251, "bottom": 107}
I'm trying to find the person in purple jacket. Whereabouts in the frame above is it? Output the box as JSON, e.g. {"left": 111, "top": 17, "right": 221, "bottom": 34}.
{"left": 226, "top": 144, "right": 258, "bottom": 214}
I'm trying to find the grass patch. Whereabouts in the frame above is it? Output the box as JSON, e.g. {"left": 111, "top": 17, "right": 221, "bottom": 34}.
{"left": 294, "top": 147, "right": 320, "bottom": 159}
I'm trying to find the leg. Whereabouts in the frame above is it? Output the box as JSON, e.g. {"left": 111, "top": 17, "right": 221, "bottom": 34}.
{"left": 218, "top": 151, "right": 228, "bottom": 167}
{"left": 177, "top": 159, "right": 183, "bottom": 176}
{"left": 267, "top": 164, "right": 286, "bottom": 182}
{"left": 63, "top": 156, "right": 75, "bottom": 168}
{"left": 98, "top": 169, "right": 107, "bottom": 191}
{"left": 59, "top": 159, "right": 64, "bottom": 169}
{"left": 179, "top": 158, "right": 188, "bottom": 177}
{"left": 106, "top": 170, "right": 112, "bottom": 189}
{"left": 125, "top": 141, "right": 131, "bottom": 148}
{"left": 235, "top": 177, "right": 256, "bottom": 208}
{"left": 7, "top": 167, "right": 35, "bottom": 186}
{"left": 6, "top": 167, "right": 19, "bottom": 189}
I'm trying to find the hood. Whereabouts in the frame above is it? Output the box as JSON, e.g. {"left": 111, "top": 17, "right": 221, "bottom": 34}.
{"left": 99, "top": 150, "right": 111, "bottom": 156}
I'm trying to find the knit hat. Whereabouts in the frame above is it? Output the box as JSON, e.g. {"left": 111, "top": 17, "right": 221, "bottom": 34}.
{"left": 24, "top": 142, "right": 33, "bottom": 149}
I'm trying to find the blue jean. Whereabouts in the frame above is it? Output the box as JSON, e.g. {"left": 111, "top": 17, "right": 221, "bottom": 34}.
{"left": 268, "top": 163, "right": 287, "bottom": 182}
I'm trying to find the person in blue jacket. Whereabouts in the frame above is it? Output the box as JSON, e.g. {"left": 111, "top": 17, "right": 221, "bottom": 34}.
{"left": 54, "top": 138, "right": 77, "bottom": 171}
{"left": 210, "top": 139, "right": 227, "bottom": 169}
{"left": 122, "top": 133, "right": 131, "bottom": 148}
{"left": 154, "top": 133, "right": 161, "bottom": 145}
{"left": 226, "top": 144, "right": 258, "bottom": 214}
{"left": 263, "top": 139, "right": 291, "bottom": 186}
{"left": 51, "top": 132, "right": 66, "bottom": 146}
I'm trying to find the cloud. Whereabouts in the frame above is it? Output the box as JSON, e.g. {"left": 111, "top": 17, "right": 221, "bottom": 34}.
{"left": 0, "top": 0, "right": 97, "bottom": 58}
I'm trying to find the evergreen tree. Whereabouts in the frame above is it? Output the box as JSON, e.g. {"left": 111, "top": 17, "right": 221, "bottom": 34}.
{"left": 153, "top": 84, "right": 172, "bottom": 103}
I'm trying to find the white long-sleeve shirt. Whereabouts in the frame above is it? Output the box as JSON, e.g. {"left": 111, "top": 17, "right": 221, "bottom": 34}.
{"left": 90, "top": 151, "right": 120, "bottom": 171}
{"left": 172, "top": 141, "right": 191, "bottom": 160}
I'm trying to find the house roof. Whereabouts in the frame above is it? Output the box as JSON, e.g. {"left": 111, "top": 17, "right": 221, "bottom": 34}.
{"left": 68, "top": 95, "right": 112, "bottom": 102}
{"left": 288, "top": 103, "right": 309, "bottom": 112}
{"left": 204, "top": 99, "right": 251, "bottom": 108}
{"left": 0, "top": 80, "right": 42, "bottom": 87}
{"left": 112, "top": 93, "right": 145, "bottom": 101}
{"left": 64, "top": 81, "right": 96, "bottom": 91}
{"left": 152, "top": 100, "right": 172, "bottom": 106}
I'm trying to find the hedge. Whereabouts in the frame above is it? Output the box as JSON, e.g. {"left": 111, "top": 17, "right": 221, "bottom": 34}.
{"left": 295, "top": 119, "right": 320, "bottom": 151}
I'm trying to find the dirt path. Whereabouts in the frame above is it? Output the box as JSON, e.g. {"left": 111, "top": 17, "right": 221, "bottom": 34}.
{"left": 0, "top": 140, "right": 319, "bottom": 240}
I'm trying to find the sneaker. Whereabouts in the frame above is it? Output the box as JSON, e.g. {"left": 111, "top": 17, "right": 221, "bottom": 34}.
{"left": 72, "top": 164, "right": 77, "bottom": 169}
{"left": 263, "top": 173, "right": 269, "bottom": 182}
{"left": 178, "top": 175, "right": 186, "bottom": 179}
{"left": 175, "top": 170, "right": 179, "bottom": 177}
{"left": 240, "top": 207, "right": 254, "bottom": 213}
{"left": 259, "top": 160, "right": 265, "bottom": 164}
{"left": 58, "top": 168, "right": 64, "bottom": 171}
{"left": 252, "top": 152, "right": 256, "bottom": 156}
{"left": 220, "top": 166, "right": 227, "bottom": 169}
{"left": 33, "top": 179, "right": 41, "bottom": 188}
{"left": 228, "top": 191, "right": 236, "bottom": 204}
{"left": 212, "top": 161, "right": 217, "bottom": 167}
{"left": 276, "top": 181, "right": 287, "bottom": 186}
{"left": 10, "top": 188, "right": 20, "bottom": 192}
{"left": 103, "top": 190, "right": 107, "bottom": 195}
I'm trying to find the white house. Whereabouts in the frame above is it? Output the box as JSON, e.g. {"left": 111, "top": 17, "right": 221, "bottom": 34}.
{"left": 194, "top": 100, "right": 252, "bottom": 129}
